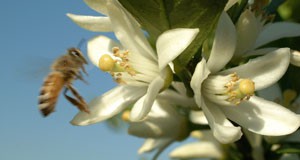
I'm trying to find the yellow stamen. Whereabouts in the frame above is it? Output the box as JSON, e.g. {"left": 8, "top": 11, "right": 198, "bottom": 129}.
{"left": 121, "top": 110, "right": 130, "bottom": 122}
{"left": 225, "top": 77, "right": 255, "bottom": 105}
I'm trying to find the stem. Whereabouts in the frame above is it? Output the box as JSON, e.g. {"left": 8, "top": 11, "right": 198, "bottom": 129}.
{"left": 235, "top": 135, "right": 254, "bottom": 160}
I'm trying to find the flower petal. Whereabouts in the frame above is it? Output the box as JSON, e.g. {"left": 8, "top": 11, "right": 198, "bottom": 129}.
{"left": 138, "top": 138, "right": 171, "bottom": 154}
{"left": 191, "top": 59, "right": 211, "bottom": 107}
{"left": 83, "top": 0, "right": 108, "bottom": 15}
{"left": 169, "top": 142, "right": 222, "bottom": 159}
{"left": 157, "top": 89, "right": 197, "bottom": 108}
{"left": 106, "top": 0, "right": 157, "bottom": 61}
{"left": 130, "top": 75, "right": 165, "bottom": 121}
{"left": 66, "top": 13, "right": 112, "bottom": 32}
{"left": 220, "top": 96, "right": 300, "bottom": 136}
{"left": 129, "top": 100, "right": 185, "bottom": 138}
{"left": 190, "top": 111, "right": 208, "bottom": 125}
{"left": 291, "top": 50, "right": 300, "bottom": 67}
{"left": 156, "top": 28, "right": 199, "bottom": 71}
{"left": 207, "top": 12, "right": 236, "bottom": 73}
{"left": 70, "top": 85, "right": 146, "bottom": 125}
{"left": 254, "top": 22, "right": 300, "bottom": 48}
{"left": 235, "top": 9, "right": 262, "bottom": 56}
{"left": 87, "top": 35, "right": 120, "bottom": 66}
{"left": 220, "top": 48, "right": 290, "bottom": 90}
{"left": 202, "top": 99, "right": 242, "bottom": 144}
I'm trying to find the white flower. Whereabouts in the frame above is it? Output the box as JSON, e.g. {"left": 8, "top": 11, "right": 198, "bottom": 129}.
{"left": 128, "top": 99, "right": 189, "bottom": 160}
{"left": 189, "top": 12, "right": 300, "bottom": 144}
{"left": 234, "top": 9, "right": 300, "bottom": 60}
{"left": 70, "top": 0, "right": 199, "bottom": 125}
{"left": 169, "top": 130, "right": 223, "bottom": 159}
{"left": 291, "top": 50, "right": 300, "bottom": 67}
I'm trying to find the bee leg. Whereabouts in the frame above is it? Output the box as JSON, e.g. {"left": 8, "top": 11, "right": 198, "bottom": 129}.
{"left": 81, "top": 65, "right": 88, "bottom": 76}
{"left": 63, "top": 86, "right": 90, "bottom": 114}
{"left": 76, "top": 72, "right": 88, "bottom": 84}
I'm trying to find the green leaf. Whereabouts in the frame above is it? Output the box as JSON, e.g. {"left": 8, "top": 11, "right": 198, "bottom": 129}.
{"left": 119, "top": 0, "right": 227, "bottom": 72}
{"left": 276, "top": 143, "right": 300, "bottom": 154}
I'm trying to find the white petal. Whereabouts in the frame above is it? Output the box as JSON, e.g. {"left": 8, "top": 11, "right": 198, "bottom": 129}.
{"left": 138, "top": 138, "right": 171, "bottom": 154}
{"left": 170, "top": 142, "right": 222, "bottom": 159}
{"left": 207, "top": 12, "right": 236, "bottom": 73}
{"left": 66, "top": 13, "right": 112, "bottom": 32}
{"left": 156, "top": 28, "right": 199, "bottom": 71}
{"left": 221, "top": 96, "right": 300, "bottom": 136}
{"left": 190, "top": 59, "right": 211, "bottom": 107}
{"left": 202, "top": 99, "right": 242, "bottom": 144}
{"left": 235, "top": 9, "right": 262, "bottom": 55}
{"left": 70, "top": 85, "right": 146, "bottom": 125}
{"left": 255, "top": 22, "right": 300, "bottom": 48}
{"left": 130, "top": 75, "right": 164, "bottom": 121}
{"left": 87, "top": 35, "right": 120, "bottom": 66}
{"left": 106, "top": 0, "right": 157, "bottom": 61}
{"left": 291, "top": 50, "right": 300, "bottom": 67}
{"left": 83, "top": 0, "right": 108, "bottom": 15}
{"left": 157, "top": 89, "right": 197, "bottom": 108}
{"left": 220, "top": 48, "right": 290, "bottom": 90}
{"left": 224, "top": 0, "right": 239, "bottom": 11}
{"left": 190, "top": 111, "right": 208, "bottom": 124}
{"left": 129, "top": 100, "right": 184, "bottom": 138}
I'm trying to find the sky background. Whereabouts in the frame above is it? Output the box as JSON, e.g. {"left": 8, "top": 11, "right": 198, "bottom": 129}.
{"left": 0, "top": 1, "right": 192, "bottom": 160}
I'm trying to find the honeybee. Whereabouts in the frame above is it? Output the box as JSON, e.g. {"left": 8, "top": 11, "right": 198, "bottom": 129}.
{"left": 38, "top": 48, "right": 90, "bottom": 117}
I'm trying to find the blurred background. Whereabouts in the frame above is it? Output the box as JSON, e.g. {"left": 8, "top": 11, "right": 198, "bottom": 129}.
{"left": 0, "top": 1, "right": 147, "bottom": 159}
{"left": 1, "top": 0, "right": 300, "bottom": 160}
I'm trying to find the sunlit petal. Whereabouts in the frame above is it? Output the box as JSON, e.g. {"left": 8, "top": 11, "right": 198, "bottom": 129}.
{"left": 207, "top": 12, "right": 236, "bottom": 73}
{"left": 66, "top": 13, "right": 112, "bottom": 32}
{"left": 83, "top": 0, "right": 108, "bottom": 15}
{"left": 202, "top": 100, "right": 242, "bottom": 143}
{"left": 291, "top": 50, "right": 300, "bottom": 67}
{"left": 221, "top": 96, "right": 300, "bottom": 136}
{"left": 156, "top": 28, "right": 199, "bottom": 71}
{"left": 254, "top": 22, "right": 300, "bottom": 48}
{"left": 191, "top": 59, "right": 211, "bottom": 107}
{"left": 106, "top": 0, "right": 157, "bottom": 61}
{"left": 70, "top": 85, "right": 146, "bottom": 125}
{"left": 170, "top": 142, "right": 222, "bottom": 159}
{"left": 138, "top": 138, "right": 171, "bottom": 154}
{"left": 130, "top": 75, "right": 164, "bottom": 121}
{"left": 190, "top": 111, "right": 208, "bottom": 124}
{"left": 220, "top": 48, "right": 290, "bottom": 90}
{"left": 87, "top": 35, "right": 120, "bottom": 66}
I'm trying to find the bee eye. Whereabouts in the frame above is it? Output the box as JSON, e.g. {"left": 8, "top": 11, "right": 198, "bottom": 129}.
{"left": 70, "top": 50, "right": 80, "bottom": 57}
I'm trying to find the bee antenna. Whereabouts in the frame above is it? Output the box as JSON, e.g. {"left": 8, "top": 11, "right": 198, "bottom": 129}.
{"left": 77, "top": 38, "right": 86, "bottom": 49}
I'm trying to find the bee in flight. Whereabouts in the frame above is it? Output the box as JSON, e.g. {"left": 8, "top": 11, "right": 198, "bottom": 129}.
{"left": 38, "top": 48, "right": 90, "bottom": 117}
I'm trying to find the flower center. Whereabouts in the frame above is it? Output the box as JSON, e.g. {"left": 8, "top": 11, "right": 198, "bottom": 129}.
{"left": 203, "top": 73, "right": 255, "bottom": 105}
{"left": 98, "top": 47, "right": 137, "bottom": 84}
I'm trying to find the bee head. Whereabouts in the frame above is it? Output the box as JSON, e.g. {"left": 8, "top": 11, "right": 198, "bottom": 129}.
{"left": 68, "top": 48, "right": 88, "bottom": 64}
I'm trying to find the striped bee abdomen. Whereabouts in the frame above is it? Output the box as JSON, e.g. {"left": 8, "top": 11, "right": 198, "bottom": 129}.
{"left": 38, "top": 71, "right": 66, "bottom": 117}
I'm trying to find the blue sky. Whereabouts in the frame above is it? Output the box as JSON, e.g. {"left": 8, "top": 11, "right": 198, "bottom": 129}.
{"left": 0, "top": 1, "right": 193, "bottom": 160}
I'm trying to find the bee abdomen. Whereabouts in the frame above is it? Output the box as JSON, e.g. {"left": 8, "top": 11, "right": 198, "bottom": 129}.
{"left": 39, "top": 71, "right": 65, "bottom": 117}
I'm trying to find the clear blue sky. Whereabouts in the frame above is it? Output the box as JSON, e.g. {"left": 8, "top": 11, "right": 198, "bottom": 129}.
{"left": 0, "top": 1, "right": 191, "bottom": 160}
